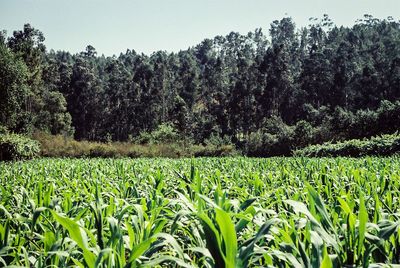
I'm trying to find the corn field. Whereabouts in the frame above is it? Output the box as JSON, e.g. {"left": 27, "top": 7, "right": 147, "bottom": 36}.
{"left": 1, "top": 157, "right": 400, "bottom": 267}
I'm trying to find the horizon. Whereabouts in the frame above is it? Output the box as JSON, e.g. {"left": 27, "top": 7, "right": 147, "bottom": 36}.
{"left": 1, "top": 0, "right": 400, "bottom": 56}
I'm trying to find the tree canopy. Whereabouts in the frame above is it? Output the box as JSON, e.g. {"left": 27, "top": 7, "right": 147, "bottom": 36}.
{"left": 1, "top": 16, "right": 399, "bottom": 156}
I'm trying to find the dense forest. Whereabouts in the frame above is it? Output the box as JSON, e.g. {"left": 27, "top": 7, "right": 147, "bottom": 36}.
{"left": 1, "top": 15, "right": 400, "bottom": 156}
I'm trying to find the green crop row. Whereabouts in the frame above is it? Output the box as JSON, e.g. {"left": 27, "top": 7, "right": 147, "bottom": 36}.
{"left": 1, "top": 157, "right": 400, "bottom": 267}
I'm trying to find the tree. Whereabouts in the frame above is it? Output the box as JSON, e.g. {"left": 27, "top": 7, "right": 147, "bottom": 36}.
{"left": 2, "top": 16, "right": 400, "bottom": 156}
{"left": 102, "top": 58, "right": 132, "bottom": 140}
{"left": 7, "top": 24, "right": 46, "bottom": 118}
{"left": 0, "top": 44, "right": 29, "bottom": 131}
{"left": 7, "top": 24, "right": 73, "bottom": 135}
{"left": 68, "top": 46, "right": 103, "bottom": 140}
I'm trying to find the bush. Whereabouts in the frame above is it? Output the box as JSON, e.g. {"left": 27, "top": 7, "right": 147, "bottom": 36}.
{"left": 151, "top": 123, "right": 180, "bottom": 144}
{"left": 204, "top": 133, "right": 233, "bottom": 147}
{"left": 294, "top": 132, "right": 400, "bottom": 157}
{"left": 0, "top": 133, "right": 40, "bottom": 161}
{"left": 135, "top": 123, "right": 181, "bottom": 144}
{"left": 245, "top": 116, "right": 294, "bottom": 157}
{"left": 135, "top": 131, "right": 153, "bottom": 145}
{"left": 292, "top": 120, "right": 314, "bottom": 148}
{"left": 0, "top": 125, "right": 9, "bottom": 134}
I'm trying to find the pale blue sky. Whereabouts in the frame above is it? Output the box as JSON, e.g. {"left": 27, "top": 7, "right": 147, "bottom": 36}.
{"left": 1, "top": 0, "right": 399, "bottom": 56}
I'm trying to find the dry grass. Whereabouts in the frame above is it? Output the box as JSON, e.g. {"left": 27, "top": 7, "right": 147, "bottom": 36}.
{"left": 32, "top": 132, "right": 238, "bottom": 158}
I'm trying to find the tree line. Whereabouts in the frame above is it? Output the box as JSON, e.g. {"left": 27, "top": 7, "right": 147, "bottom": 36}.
{"left": 1, "top": 15, "right": 399, "bottom": 156}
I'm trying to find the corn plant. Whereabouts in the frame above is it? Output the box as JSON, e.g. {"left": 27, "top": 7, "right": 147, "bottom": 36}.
{"left": 1, "top": 157, "right": 400, "bottom": 267}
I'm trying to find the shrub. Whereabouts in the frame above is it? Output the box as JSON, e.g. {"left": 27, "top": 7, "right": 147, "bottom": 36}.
{"left": 292, "top": 120, "right": 314, "bottom": 148}
{"left": 0, "top": 125, "right": 8, "bottom": 134}
{"left": 204, "top": 133, "right": 233, "bottom": 147}
{"left": 0, "top": 133, "right": 40, "bottom": 161}
{"left": 245, "top": 116, "right": 294, "bottom": 157}
{"left": 294, "top": 132, "right": 400, "bottom": 157}
{"left": 135, "top": 123, "right": 181, "bottom": 145}
{"left": 151, "top": 123, "right": 180, "bottom": 144}
{"left": 135, "top": 131, "right": 153, "bottom": 145}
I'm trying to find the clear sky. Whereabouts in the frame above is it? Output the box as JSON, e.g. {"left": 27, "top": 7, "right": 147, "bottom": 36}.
{"left": 1, "top": 0, "right": 400, "bottom": 56}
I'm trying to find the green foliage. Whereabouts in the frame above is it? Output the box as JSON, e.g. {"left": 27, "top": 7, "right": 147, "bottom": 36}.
{"left": 0, "top": 125, "right": 8, "bottom": 134}
{"left": 35, "top": 90, "right": 74, "bottom": 136}
{"left": 295, "top": 132, "right": 400, "bottom": 157}
{"left": 2, "top": 17, "right": 400, "bottom": 156}
{"left": 204, "top": 133, "right": 232, "bottom": 147}
{"left": 136, "top": 123, "right": 181, "bottom": 144}
{"left": 1, "top": 157, "right": 400, "bottom": 266}
{"left": 293, "top": 120, "right": 314, "bottom": 148}
{"left": 245, "top": 116, "right": 294, "bottom": 156}
{"left": 149, "top": 123, "right": 180, "bottom": 144}
{"left": 0, "top": 133, "right": 40, "bottom": 161}
{"left": 0, "top": 43, "right": 29, "bottom": 131}
{"left": 134, "top": 130, "right": 153, "bottom": 145}
{"left": 0, "top": 24, "right": 73, "bottom": 135}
